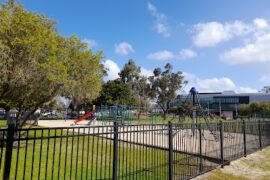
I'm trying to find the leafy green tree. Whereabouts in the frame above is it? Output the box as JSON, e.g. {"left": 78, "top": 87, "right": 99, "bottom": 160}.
{"left": 95, "top": 80, "right": 139, "bottom": 106}
{"left": 238, "top": 102, "right": 270, "bottom": 117}
{"left": 119, "top": 59, "right": 140, "bottom": 85}
{"left": 136, "top": 76, "right": 151, "bottom": 109}
{"left": 148, "top": 63, "right": 187, "bottom": 119}
{"left": 0, "top": 1, "right": 104, "bottom": 127}
{"left": 118, "top": 59, "right": 150, "bottom": 109}
{"left": 63, "top": 35, "right": 104, "bottom": 113}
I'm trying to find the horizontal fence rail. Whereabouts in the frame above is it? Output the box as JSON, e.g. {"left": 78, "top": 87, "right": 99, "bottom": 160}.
{"left": 0, "top": 120, "right": 270, "bottom": 179}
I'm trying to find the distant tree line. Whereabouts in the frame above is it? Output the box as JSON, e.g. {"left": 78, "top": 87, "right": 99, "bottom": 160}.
{"left": 95, "top": 60, "right": 187, "bottom": 119}
{"left": 238, "top": 102, "right": 270, "bottom": 117}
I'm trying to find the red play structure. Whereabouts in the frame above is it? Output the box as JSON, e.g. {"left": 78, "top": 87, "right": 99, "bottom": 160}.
{"left": 74, "top": 111, "right": 95, "bottom": 124}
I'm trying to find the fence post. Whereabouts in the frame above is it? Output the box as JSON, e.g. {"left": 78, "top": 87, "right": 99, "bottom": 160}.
{"left": 258, "top": 120, "right": 262, "bottom": 150}
{"left": 3, "top": 121, "right": 15, "bottom": 180}
{"left": 219, "top": 120, "right": 224, "bottom": 168}
{"left": 198, "top": 124, "right": 203, "bottom": 172}
{"left": 113, "top": 122, "right": 119, "bottom": 180}
{"left": 243, "top": 120, "right": 247, "bottom": 157}
{"left": 168, "top": 121, "right": 173, "bottom": 180}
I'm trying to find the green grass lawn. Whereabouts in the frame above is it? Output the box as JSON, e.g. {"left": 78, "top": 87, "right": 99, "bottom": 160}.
{"left": 0, "top": 128, "right": 201, "bottom": 180}
{"left": 0, "top": 120, "right": 7, "bottom": 128}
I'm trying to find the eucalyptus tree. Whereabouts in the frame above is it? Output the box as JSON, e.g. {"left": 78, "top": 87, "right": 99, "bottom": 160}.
{"left": 148, "top": 63, "right": 187, "bottom": 119}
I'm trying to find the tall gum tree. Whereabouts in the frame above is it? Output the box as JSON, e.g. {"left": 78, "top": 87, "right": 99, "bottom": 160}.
{"left": 148, "top": 63, "right": 187, "bottom": 119}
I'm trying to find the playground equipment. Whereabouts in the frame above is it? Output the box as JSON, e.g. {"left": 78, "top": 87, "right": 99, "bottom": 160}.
{"left": 183, "top": 87, "right": 218, "bottom": 141}
{"left": 72, "top": 111, "right": 96, "bottom": 125}
{"left": 96, "top": 105, "right": 159, "bottom": 124}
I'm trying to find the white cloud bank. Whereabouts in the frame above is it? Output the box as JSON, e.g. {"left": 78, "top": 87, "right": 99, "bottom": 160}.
{"left": 147, "top": 49, "right": 197, "bottom": 61}
{"left": 193, "top": 21, "right": 251, "bottom": 47}
{"left": 115, "top": 42, "right": 134, "bottom": 56}
{"left": 147, "top": 2, "right": 170, "bottom": 38}
{"left": 103, "top": 59, "right": 120, "bottom": 81}
{"left": 220, "top": 33, "right": 270, "bottom": 64}
{"left": 192, "top": 18, "right": 269, "bottom": 47}
{"left": 183, "top": 73, "right": 257, "bottom": 93}
{"left": 254, "top": 18, "right": 269, "bottom": 29}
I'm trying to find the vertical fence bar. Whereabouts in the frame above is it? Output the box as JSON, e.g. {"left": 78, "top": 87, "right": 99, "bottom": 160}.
{"left": 113, "top": 122, "right": 119, "bottom": 180}
{"left": 3, "top": 122, "right": 15, "bottom": 180}
{"left": 219, "top": 121, "right": 224, "bottom": 168}
{"left": 168, "top": 121, "right": 173, "bottom": 180}
{"left": 198, "top": 124, "right": 203, "bottom": 172}
{"left": 243, "top": 120, "right": 247, "bottom": 157}
{"left": 258, "top": 120, "right": 262, "bottom": 150}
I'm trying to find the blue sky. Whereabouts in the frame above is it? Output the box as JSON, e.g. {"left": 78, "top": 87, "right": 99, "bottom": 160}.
{"left": 4, "top": 0, "right": 270, "bottom": 93}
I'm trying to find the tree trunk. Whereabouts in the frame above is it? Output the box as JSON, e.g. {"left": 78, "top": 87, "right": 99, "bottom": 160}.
{"left": 163, "top": 110, "right": 167, "bottom": 120}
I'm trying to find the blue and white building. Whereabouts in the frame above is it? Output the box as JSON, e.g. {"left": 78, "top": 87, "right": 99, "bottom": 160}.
{"left": 171, "top": 91, "right": 270, "bottom": 118}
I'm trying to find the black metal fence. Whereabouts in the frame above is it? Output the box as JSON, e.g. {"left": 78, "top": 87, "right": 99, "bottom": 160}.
{"left": 0, "top": 120, "right": 270, "bottom": 180}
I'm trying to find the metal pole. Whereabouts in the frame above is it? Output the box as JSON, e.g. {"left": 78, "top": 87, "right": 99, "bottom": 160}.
{"left": 3, "top": 121, "right": 15, "bottom": 180}
{"left": 198, "top": 124, "right": 203, "bottom": 172}
{"left": 258, "top": 120, "right": 262, "bottom": 150}
{"left": 192, "top": 92, "right": 196, "bottom": 135}
{"left": 219, "top": 120, "right": 224, "bottom": 168}
{"left": 243, "top": 120, "right": 247, "bottom": 157}
{"left": 113, "top": 122, "right": 119, "bottom": 180}
{"left": 168, "top": 122, "right": 173, "bottom": 180}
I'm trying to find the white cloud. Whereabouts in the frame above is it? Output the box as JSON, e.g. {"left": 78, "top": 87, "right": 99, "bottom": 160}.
{"left": 103, "top": 59, "right": 120, "bottom": 81}
{"left": 182, "top": 73, "right": 257, "bottom": 93}
{"left": 197, "top": 77, "right": 257, "bottom": 93}
{"left": 147, "top": 49, "right": 197, "bottom": 61}
{"left": 197, "top": 77, "right": 236, "bottom": 92}
{"left": 179, "top": 49, "right": 197, "bottom": 59}
{"left": 82, "top": 38, "right": 97, "bottom": 48}
{"left": 147, "top": 50, "right": 175, "bottom": 61}
{"left": 147, "top": 2, "right": 170, "bottom": 38}
{"left": 140, "top": 67, "right": 153, "bottom": 77}
{"left": 155, "top": 23, "right": 170, "bottom": 37}
{"left": 115, "top": 42, "right": 134, "bottom": 56}
{"left": 221, "top": 33, "right": 270, "bottom": 64}
{"left": 147, "top": 2, "right": 158, "bottom": 16}
{"left": 254, "top": 18, "right": 268, "bottom": 29}
{"left": 193, "top": 21, "right": 252, "bottom": 47}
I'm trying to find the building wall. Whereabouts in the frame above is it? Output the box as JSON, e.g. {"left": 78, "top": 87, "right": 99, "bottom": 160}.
{"left": 171, "top": 92, "right": 270, "bottom": 117}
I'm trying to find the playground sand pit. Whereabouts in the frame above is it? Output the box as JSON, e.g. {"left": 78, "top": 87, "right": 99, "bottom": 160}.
{"left": 37, "top": 119, "right": 113, "bottom": 127}
{"left": 36, "top": 120, "right": 258, "bottom": 161}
